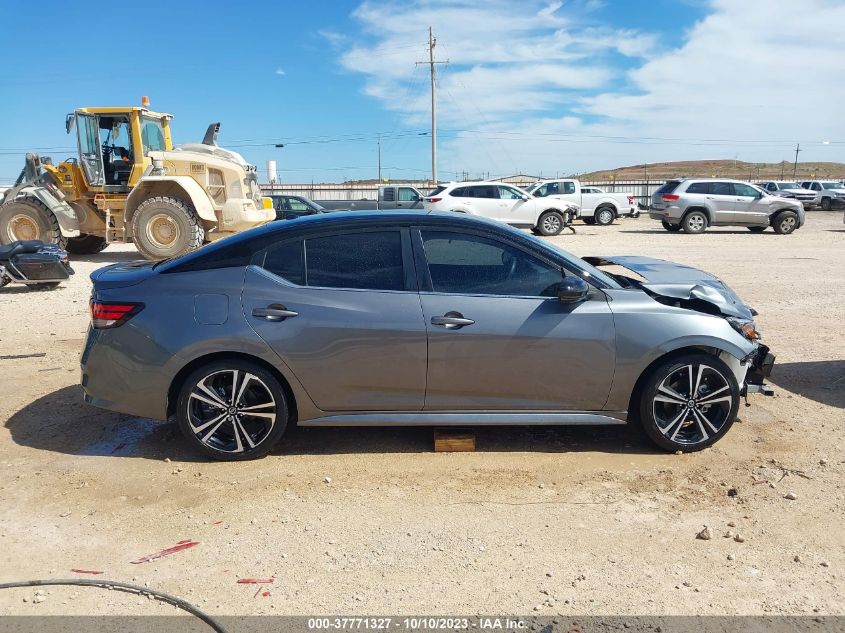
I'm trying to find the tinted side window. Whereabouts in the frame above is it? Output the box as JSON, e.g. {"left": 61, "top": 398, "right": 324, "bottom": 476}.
{"left": 398, "top": 187, "right": 419, "bottom": 202}
{"left": 710, "top": 182, "right": 733, "bottom": 195}
{"left": 685, "top": 182, "right": 708, "bottom": 194}
{"left": 734, "top": 183, "right": 759, "bottom": 197}
{"left": 382, "top": 188, "right": 395, "bottom": 202}
{"left": 451, "top": 187, "right": 467, "bottom": 197}
{"left": 263, "top": 240, "right": 305, "bottom": 285}
{"left": 306, "top": 231, "right": 404, "bottom": 291}
{"left": 421, "top": 231, "right": 562, "bottom": 297}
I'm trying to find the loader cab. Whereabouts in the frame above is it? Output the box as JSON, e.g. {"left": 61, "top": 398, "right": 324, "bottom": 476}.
{"left": 68, "top": 105, "right": 173, "bottom": 193}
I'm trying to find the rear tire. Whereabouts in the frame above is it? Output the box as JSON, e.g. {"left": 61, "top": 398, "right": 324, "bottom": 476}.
{"left": 639, "top": 352, "right": 740, "bottom": 452}
{"left": 66, "top": 234, "right": 109, "bottom": 254}
{"left": 661, "top": 220, "right": 681, "bottom": 232}
{"left": 176, "top": 359, "right": 289, "bottom": 461}
{"left": 0, "top": 196, "right": 65, "bottom": 248}
{"left": 773, "top": 210, "right": 798, "bottom": 235}
{"left": 594, "top": 206, "right": 615, "bottom": 226}
{"left": 536, "top": 211, "right": 565, "bottom": 236}
{"left": 681, "top": 210, "right": 707, "bottom": 234}
{"left": 131, "top": 196, "right": 204, "bottom": 260}
{"left": 747, "top": 226, "right": 766, "bottom": 233}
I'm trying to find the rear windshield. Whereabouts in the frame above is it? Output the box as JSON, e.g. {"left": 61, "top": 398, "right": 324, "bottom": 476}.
{"left": 654, "top": 180, "right": 680, "bottom": 195}
{"left": 427, "top": 186, "right": 446, "bottom": 197}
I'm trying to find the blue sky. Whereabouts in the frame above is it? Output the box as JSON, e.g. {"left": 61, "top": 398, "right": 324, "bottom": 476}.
{"left": 0, "top": 0, "right": 842, "bottom": 184}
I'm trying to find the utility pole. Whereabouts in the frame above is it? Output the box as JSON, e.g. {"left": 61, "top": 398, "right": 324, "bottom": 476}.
{"left": 417, "top": 27, "right": 448, "bottom": 184}
{"left": 377, "top": 133, "right": 382, "bottom": 183}
{"left": 793, "top": 143, "right": 801, "bottom": 179}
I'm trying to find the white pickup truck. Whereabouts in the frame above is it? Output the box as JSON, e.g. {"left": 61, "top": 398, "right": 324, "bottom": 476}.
{"left": 525, "top": 179, "right": 639, "bottom": 225}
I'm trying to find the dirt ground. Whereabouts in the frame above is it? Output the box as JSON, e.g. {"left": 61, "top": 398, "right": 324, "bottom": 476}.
{"left": 1, "top": 212, "right": 843, "bottom": 617}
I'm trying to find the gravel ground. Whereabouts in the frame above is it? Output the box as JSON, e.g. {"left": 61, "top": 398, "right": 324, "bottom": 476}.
{"left": 0, "top": 212, "right": 843, "bottom": 616}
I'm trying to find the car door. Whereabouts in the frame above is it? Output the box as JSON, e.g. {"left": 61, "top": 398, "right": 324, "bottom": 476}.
{"left": 732, "top": 182, "right": 769, "bottom": 225}
{"left": 462, "top": 185, "right": 500, "bottom": 219}
{"left": 704, "top": 181, "right": 736, "bottom": 223}
{"left": 413, "top": 228, "right": 616, "bottom": 411}
{"left": 496, "top": 185, "right": 535, "bottom": 226}
{"left": 242, "top": 228, "right": 428, "bottom": 411}
{"left": 397, "top": 187, "right": 423, "bottom": 209}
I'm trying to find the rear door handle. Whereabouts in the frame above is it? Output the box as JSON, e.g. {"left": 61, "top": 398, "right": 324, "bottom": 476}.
{"left": 431, "top": 313, "right": 475, "bottom": 329}
{"left": 252, "top": 304, "right": 298, "bottom": 321}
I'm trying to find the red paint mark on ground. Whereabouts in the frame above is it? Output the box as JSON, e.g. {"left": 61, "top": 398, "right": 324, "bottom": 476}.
{"left": 130, "top": 540, "right": 200, "bottom": 564}
{"left": 237, "top": 578, "right": 275, "bottom": 584}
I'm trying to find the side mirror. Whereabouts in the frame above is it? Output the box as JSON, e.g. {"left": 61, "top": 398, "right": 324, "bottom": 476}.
{"left": 557, "top": 276, "right": 590, "bottom": 303}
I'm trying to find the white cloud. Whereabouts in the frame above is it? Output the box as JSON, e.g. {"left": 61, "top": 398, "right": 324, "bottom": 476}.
{"left": 332, "top": 0, "right": 845, "bottom": 176}
{"left": 275, "top": 68, "right": 286, "bottom": 76}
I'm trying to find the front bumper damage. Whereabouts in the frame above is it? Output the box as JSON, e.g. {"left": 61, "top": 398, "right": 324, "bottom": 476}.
{"left": 743, "top": 344, "right": 776, "bottom": 396}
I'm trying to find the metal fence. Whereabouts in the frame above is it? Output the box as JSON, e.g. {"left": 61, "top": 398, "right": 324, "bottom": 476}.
{"left": 260, "top": 179, "right": 664, "bottom": 206}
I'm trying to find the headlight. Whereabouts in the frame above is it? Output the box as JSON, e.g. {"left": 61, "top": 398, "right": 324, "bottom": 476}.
{"left": 727, "top": 317, "right": 760, "bottom": 341}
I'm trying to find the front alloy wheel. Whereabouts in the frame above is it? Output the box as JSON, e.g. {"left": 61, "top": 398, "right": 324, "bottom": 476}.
{"left": 639, "top": 354, "right": 739, "bottom": 452}
{"left": 177, "top": 361, "right": 288, "bottom": 460}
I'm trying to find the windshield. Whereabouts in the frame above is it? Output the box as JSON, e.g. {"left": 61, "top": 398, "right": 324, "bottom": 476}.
{"left": 776, "top": 182, "right": 800, "bottom": 189}
{"left": 822, "top": 182, "right": 842, "bottom": 189}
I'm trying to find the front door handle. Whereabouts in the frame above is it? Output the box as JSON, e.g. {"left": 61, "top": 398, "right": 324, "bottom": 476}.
{"left": 252, "top": 304, "right": 298, "bottom": 321}
{"left": 431, "top": 312, "right": 475, "bottom": 329}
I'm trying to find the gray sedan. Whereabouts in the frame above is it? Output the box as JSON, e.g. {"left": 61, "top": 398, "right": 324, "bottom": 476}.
{"left": 81, "top": 212, "right": 774, "bottom": 460}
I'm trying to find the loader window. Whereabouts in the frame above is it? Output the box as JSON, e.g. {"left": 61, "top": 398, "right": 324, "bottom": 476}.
{"left": 99, "top": 116, "right": 132, "bottom": 186}
{"left": 141, "top": 116, "right": 166, "bottom": 154}
{"left": 77, "top": 114, "right": 104, "bottom": 186}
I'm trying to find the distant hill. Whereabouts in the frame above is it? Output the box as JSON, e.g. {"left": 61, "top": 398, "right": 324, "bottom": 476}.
{"left": 579, "top": 160, "right": 845, "bottom": 182}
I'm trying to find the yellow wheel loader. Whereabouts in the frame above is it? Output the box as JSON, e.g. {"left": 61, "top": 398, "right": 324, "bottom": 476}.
{"left": 0, "top": 98, "right": 274, "bottom": 260}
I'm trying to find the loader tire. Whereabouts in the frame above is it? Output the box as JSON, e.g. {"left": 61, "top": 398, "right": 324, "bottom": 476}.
{"left": 0, "top": 196, "right": 65, "bottom": 248}
{"left": 131, "top": 196, "right": 204, "bottom": 261}
{"left": 66, "top": 234, "right": 109, "bottom": 254}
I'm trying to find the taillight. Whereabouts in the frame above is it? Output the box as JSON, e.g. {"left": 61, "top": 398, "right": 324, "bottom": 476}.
{"left": 627, "top": 195, "right": 635, "bottom": 204}
{"left": 90, "top": 300, "right": 144, "bottom": 329}
{"left": 426, "top": 197, "right": 442, "bottom": 203}
{"left": 661, "top": 194, "right": 680, "bottom": 201}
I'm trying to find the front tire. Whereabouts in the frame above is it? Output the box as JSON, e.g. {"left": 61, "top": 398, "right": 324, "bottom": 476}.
{"left": 131, "top": 196, "right": 204, "bottom": 260}
{"left": 773, "top": 210, "right": 798, "bottom": 235}
{"left": 594, "top": 206, "right": 615, "bottom": 226}
{"left": 639, "top": 353, "right": 740, "bottom": 452}
{"left": 66, "top": 234, "right": 109, "bottom": 254}
{"left": 536, "top": 210, "right": 565, "bottom": 236}
{"left": 821, "top": 197, "right": 832, "bottom": 210}
{"left": 0, "top": 196, "right": 65, "bottom": 247}
{"left": 176, "top": 359, "right": 289, "bottom": 461}
{"left": 681, "top": 210, "right": 708, "bottom": 234}
{"left": 661, "top": 220, "right": 681, "bottom": 232}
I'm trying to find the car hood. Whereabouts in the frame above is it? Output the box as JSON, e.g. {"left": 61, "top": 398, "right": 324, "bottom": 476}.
{"left": 583, "top": 255, "right": 754, "bottom": 320}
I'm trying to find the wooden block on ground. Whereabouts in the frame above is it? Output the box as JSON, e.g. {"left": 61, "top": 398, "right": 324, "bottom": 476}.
{"left": 434, "top": 429, "right": 476, "bottom": 452}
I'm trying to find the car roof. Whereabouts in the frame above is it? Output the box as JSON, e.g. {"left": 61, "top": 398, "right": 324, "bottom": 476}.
{"left": 158, "top": 211, "right": 519, "bottom": 273}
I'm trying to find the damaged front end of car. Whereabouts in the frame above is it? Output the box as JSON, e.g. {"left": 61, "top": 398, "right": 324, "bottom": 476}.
{"left": 583, "top": 255, "right": 776, "bottom": 397}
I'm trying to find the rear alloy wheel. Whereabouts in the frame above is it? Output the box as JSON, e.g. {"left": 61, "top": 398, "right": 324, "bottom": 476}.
{"left": 661, "top": 220, "right": 681, "bottom": 232}
{"left": 639, "top": 353, "right": 739, "bottom": 452}
{"left": 773, "top": 211, "right": 798, "bottom": 235}
{"left": 536, "top": 211, "right": 565, "bottom": 236}
{"left": 176, "top": 360, "right": 288, "bottom": 461}
{"left": 594, "top": 206, "right": 615, "bottom": 226}
{"left": 682, "top": 211, "right": 708, "bottom": 234}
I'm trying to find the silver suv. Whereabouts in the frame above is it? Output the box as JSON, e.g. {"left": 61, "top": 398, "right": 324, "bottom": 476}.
{"left": 649, "top": 179, "right": 805, "bottom": 234}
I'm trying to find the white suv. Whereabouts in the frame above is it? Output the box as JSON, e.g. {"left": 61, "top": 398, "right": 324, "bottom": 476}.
{"left": 423, "top": 181, "right": 577, "bottom": 236}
